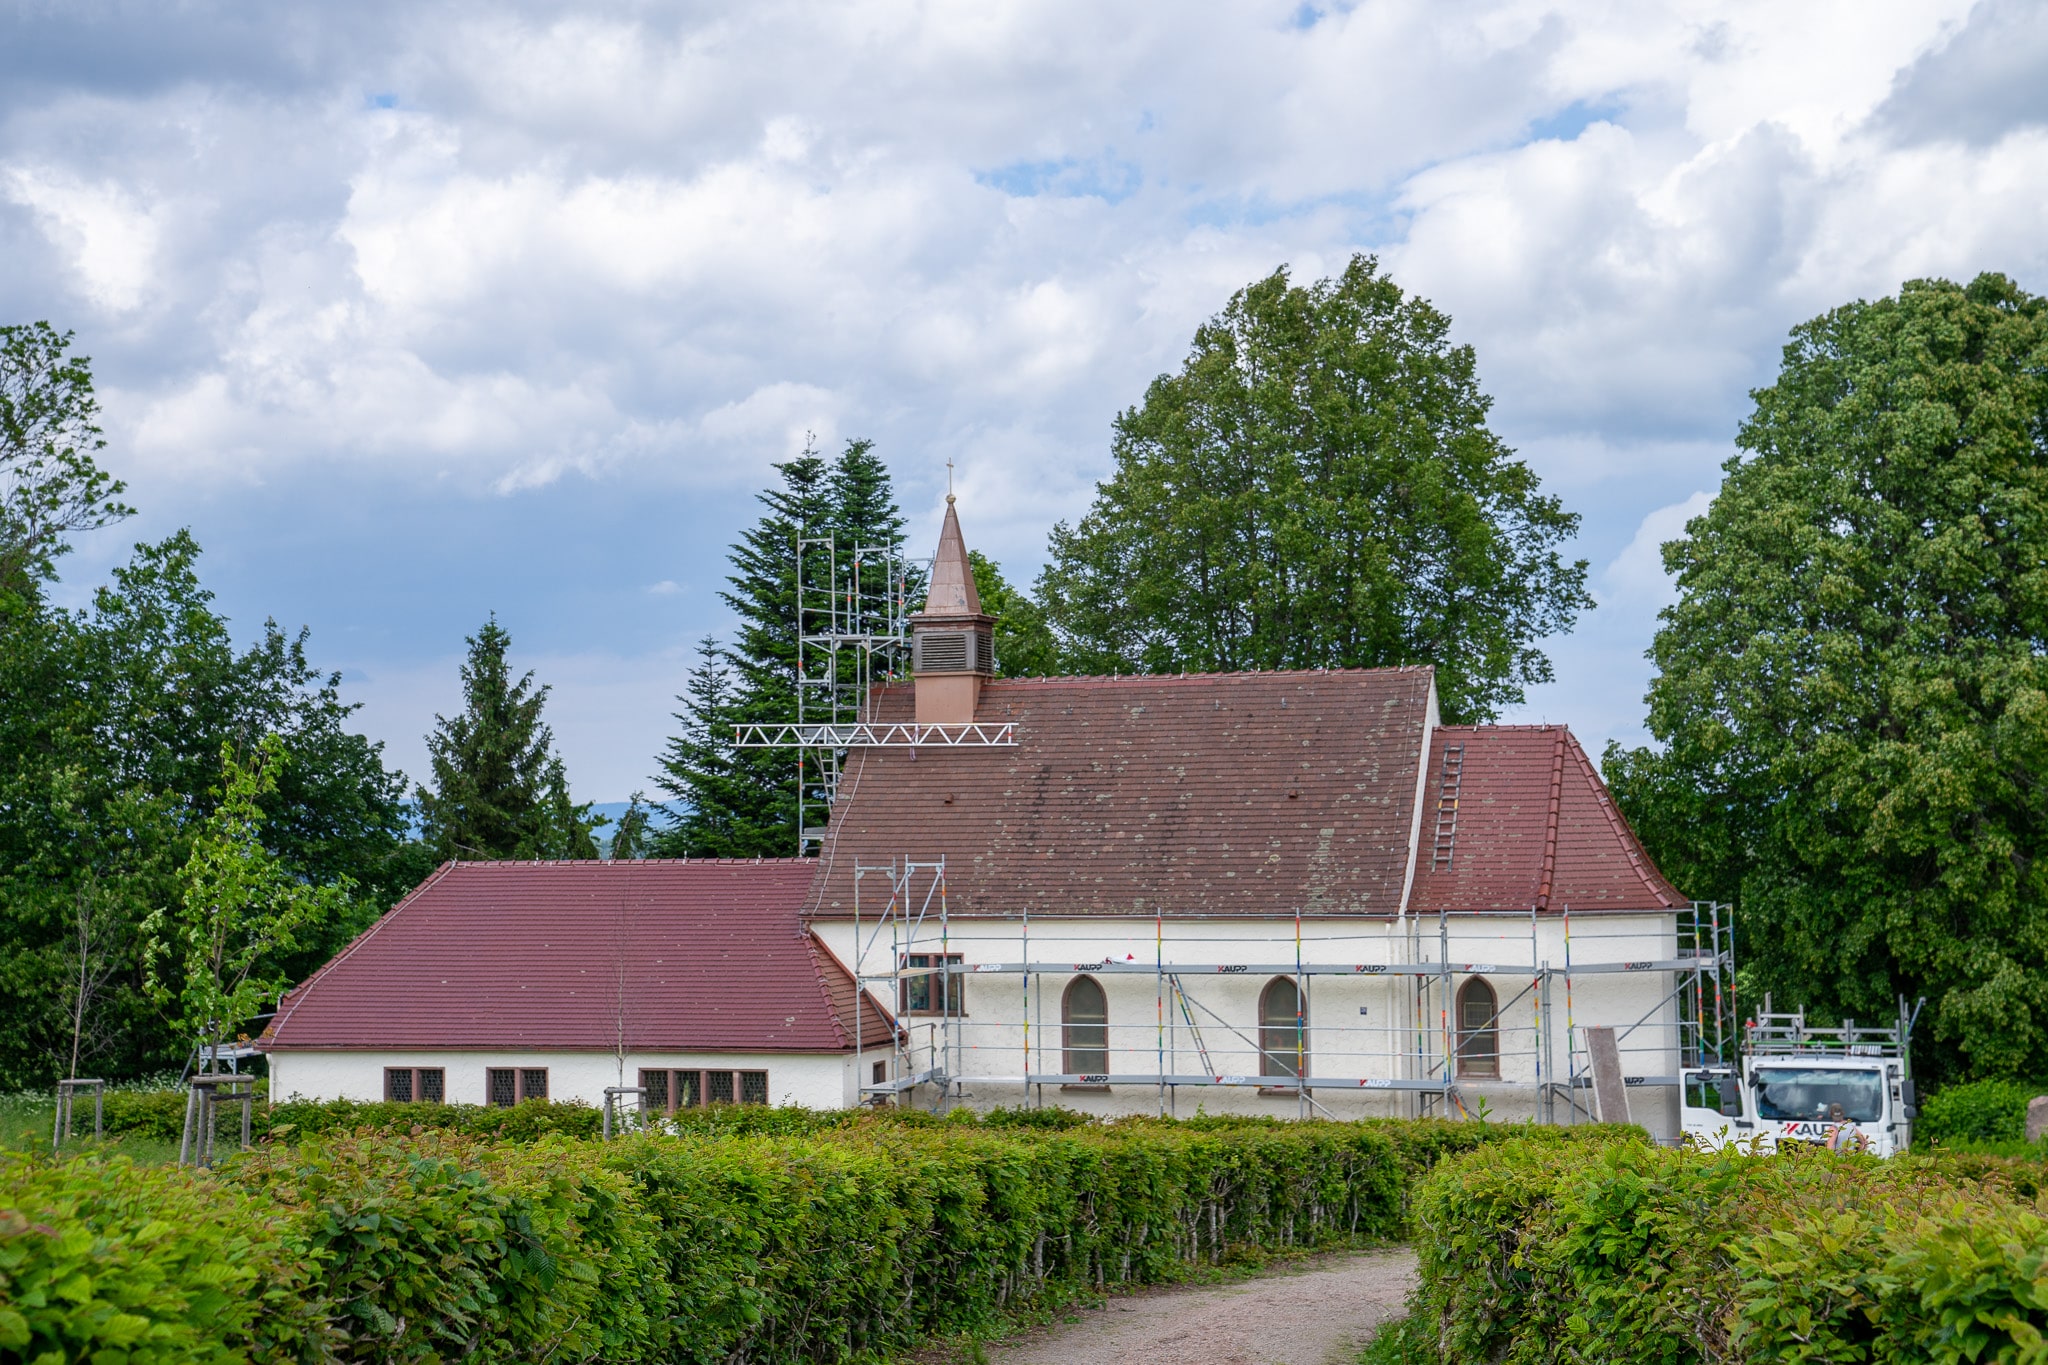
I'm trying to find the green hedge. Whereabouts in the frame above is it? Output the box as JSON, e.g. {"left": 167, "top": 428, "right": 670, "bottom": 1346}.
{"left": 1399, "top": 1136, "right": 2048, "bottom": 1364}
{"left": 1919, "top": 1078, "right": 2048, "bottom": 1146}
{"left": 0, "top": 1155, "right": 332, "bottom": 1364}
{"left": 12, "top": 1112, "right": 1584, "bottom": 1363}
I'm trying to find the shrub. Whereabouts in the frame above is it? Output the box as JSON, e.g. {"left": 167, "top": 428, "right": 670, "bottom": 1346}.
{"left": 0, "top": 1152, "right": 332, "bottom": 1364}
{"left": 1919, "top": 1077, "right": 2048, "bottom": 1145}
{"left": 1401, "top": 1137, "right": 2048, "bottom": 1364}
{"left": 237, "top": 1131, "right": 666, "bottom": 1362}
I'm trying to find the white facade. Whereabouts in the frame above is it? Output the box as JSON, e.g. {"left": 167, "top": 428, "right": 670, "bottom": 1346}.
{"left": 270, "top": 1046, "right": 898, "bottom": 1112}
{"left": 809, "top": 909, "right": 1686, "bottom": 1138}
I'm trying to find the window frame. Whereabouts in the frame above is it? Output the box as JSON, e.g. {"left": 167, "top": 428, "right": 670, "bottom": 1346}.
{"left": 383, "top": 1067, "right": 445, "bottom": 1104}
{"left": 485, "top": 1067, "right": 548, "bottom": 1107}
{"left": 898, "top": 952, "right": 967, "bottom": 1016}
{"left": 1456, "top": 977, "right": 1500, "bottom": 1079}
{"left": 1061, "top": 974, "right": 1111, "bottom": 1087}
{"left": 637, "top": 1068, "right": 771, "bottom": 1113}
{"left": 1259, "top": 976, "right": 1307, "bottom": 1085}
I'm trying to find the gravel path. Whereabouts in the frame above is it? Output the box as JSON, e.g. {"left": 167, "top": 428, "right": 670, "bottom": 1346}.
{"left": 982, "top": 1248, "right": 1418, "bottom": 1365}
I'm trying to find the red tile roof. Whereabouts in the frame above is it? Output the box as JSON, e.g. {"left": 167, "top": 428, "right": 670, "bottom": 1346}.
{"left": 266, "top": 860, "right": 893, "bottom": 1052}
{"left": 1406, "top": 726, "right": 1683, "bottom": 914}
{"left": 806, "top": 668, "right": 1438, "bottom": 918}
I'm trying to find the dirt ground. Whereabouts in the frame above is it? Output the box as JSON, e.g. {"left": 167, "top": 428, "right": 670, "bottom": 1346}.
{"left": 979, "top": 1248, "right": 1418, "bottom": 1365}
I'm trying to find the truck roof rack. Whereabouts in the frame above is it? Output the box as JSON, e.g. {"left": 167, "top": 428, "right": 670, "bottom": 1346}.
{"left": 1744, "top": 995, "right": 1922, "bottom": 1060}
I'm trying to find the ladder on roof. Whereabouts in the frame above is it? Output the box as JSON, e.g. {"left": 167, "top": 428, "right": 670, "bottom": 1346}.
{"left": 1432, "top": 743, "right": 1465, "bottom": 870}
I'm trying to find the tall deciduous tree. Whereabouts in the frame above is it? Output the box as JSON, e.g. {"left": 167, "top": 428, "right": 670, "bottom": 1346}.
{"left": 417, "top": 616, "right": 599, "bottom": 861}
{"left": 968, "top": 550, "right": 1060, "bottom": 677}
{"left": 1036, "top": 255, "right": 1590, "bottom": 723}
{"left": 1606, "top": 273, "right": 2048, "bottom": 1082}
{"left": 1, "top": 322, "right": 132, "bottom": 594}
{"left": 0, "top": 532, "right": 419, "bottom": 1086}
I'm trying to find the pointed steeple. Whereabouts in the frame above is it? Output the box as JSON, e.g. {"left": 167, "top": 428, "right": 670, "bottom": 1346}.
{"left": 911, "top": 483, "right": 994, "bottom": 725}
{"left": 919, "top": 494, "right": 984, "bottom": 618}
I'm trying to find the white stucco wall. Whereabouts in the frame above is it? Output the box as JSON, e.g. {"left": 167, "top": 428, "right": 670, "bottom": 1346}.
{"left": 810, "top": 912, "right": 1684, "bottom": 1136}
{"left": 268, "top": 1047, "right": 895, "bottom": 1112}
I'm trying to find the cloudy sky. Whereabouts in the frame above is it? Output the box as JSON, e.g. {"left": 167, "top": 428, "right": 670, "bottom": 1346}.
{"left": 6, "top": 0, "right": 2046, "bottom": 804}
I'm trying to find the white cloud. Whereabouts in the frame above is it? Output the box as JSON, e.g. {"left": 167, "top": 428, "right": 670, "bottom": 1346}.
{"left": 6, "top": 0, "right": 2048, "bottom": 795}
{"left": 4, "top": 166, "right": 165, "bottom": 312}
{"left": 1600, "top": 490, "right": 1714, "bottom": 609}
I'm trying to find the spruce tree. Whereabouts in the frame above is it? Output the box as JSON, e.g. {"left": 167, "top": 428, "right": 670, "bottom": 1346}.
{"left": 650, "top": 439, "right": 917, "bottom": 856}
{"left": 417, "top": 616, "right": 598, "bottom": 860}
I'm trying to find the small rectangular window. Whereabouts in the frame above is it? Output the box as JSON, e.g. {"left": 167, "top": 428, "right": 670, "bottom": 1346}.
{"left": 640, "top": 1069, "right": 669, "bottom": 1113}
{"left": 872, "top": 1059, "right": 887, "bottom": 1085}
{"left": 900, "top": 954, "right": 966, "bottom": 1014}
{"left": 739, "top": 1070, "right": 768, "bottom": 1105}
{"left": 418, "top": 1069, "right": 445, "bottom": 1103}
{"left": 488, "top": 1068, "right": 517, "bottom": 1107}
{"left": 708, "top": 1070, "right": 735, "bottom": 1105}
{"left": 384, "top": 1067, "right": 414, "bottom": 1103}
{"left": 520, "top": 1069, "right": 549, "bottom": 1102}
{"left": 678, "top": 1069, "right": 702, "bottom": 1109}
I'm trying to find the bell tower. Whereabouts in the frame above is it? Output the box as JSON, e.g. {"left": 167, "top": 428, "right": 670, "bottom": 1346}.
{"left": 911, "top": 489, "right": 994, "bottom": 725}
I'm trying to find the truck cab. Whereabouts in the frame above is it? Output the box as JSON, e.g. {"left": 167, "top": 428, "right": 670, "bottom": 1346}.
{"left": 1679, "top": 999, "right": 1920, "bottom": 1157}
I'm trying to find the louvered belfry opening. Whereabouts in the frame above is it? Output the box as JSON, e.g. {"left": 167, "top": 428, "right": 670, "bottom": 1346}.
{"left": 911, "top": 493, "right": 996, "bottom": 724}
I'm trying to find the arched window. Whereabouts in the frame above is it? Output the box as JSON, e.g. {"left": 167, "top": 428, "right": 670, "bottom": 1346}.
{"left": 1456, "top": 977, "right": 1499, "bottom": 1079}
{"left": 1259, "top": 977, "right": 1306, "bottom": 1079}
{"left": 1062, "top": 976, "right": 1109, "bottom": 1080}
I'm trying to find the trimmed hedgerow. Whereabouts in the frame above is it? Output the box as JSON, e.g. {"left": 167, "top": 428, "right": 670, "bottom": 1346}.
{"left": 6, "top": 1114, "right": 1641, "bottom": 1364}
{"left": 1399, "top": 1136, "right": 2048, "bottom": 1364}
{"left": 236, "top": 1132, "right": 666, "bottom": 1362}
{"left": 0, "top": 1154, "right": 332, "bottom": 1364}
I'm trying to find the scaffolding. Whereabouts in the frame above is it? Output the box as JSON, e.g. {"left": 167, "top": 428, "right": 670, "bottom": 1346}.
{"left": 730, "top": 528, "right": 1018, "bottom": 852}
{"left": 837, "top": 859, "right": 1734, "bottom": 1126}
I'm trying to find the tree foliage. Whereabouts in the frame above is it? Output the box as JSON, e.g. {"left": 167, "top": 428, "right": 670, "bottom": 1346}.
{"left": 1036, "top": 255, "right": 1590, "bottom": 722}
{"left": 968, "top": 549, "right": 1061, "bottom": 677}
{"left": 143, "top": 736, "right": 351, "bottom": 1067}
{"left": 0, "top": 322, "right": 132, "bottom": 593}
{"left": 417, "top": 615, "right": 599, "bottom": 861}
{"left": 651, "top": 439, "right": 917, "bottom": 856}
{"left": 1607, "top": 273, "right": 2048, "bottom": 1081}
{"left": 0, "top": 533, "right": 422, "bottom": 1086}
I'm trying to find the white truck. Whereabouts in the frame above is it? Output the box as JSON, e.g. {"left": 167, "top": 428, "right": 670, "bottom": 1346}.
{"left": 1679, "top": 996, "right": 1922, "bottom": 1156}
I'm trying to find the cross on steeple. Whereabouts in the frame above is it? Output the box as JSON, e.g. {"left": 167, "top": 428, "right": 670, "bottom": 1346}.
{"left": 946, "top": 458, "right": 955, "bottom": 504}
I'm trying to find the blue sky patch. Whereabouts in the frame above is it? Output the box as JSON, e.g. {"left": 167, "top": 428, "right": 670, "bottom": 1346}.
{"left": 976, "top": 155, "right": 1142, "bottom": 204}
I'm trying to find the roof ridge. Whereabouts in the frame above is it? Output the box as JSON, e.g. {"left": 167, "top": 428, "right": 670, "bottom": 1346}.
{"left": 1563, "top": 730, "right": 1681, "bottom": 908}
{"left": 446, "top": 856, "right": 812, "bottom": 868}
{"left": 871, "top": 665, "right": 1437, "bottom": 690}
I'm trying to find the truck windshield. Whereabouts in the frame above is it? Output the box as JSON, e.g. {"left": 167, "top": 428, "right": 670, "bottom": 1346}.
{"left": 1752, "top": 1067, "right": 1883, "bottom": 1122}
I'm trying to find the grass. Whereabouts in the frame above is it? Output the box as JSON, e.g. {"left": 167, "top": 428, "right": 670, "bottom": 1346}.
{"left": 0, "top": 1084, "right": 187, "bottom": 1165}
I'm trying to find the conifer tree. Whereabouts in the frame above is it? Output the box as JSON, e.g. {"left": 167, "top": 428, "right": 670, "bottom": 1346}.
{"left": 417, "top": 616, "right": 599, "bottom": 860}
{"left": 651, "top": 439, "right": 917, "bottom": 856}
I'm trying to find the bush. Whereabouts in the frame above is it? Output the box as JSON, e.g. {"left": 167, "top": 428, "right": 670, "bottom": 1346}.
{"left": 238, "top": 1131, "right": 665, "bottom": 1362}
{"left": 0, "top": 1153, "right": 332, "bottom": 1364}
{"left": 267, "top": 1096, "right": 601, "bottom": 1143}
{"left": 5, "top": 1114, "right": 1632, "bottom": 1364}
{"left": 1401, "top": 1137, "right": 2048, "bottom": 1364}
{"left": 1920, "top": 1077, "right": 2048, "bottom": 1145}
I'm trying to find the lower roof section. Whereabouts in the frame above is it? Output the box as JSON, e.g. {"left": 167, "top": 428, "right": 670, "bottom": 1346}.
{"left": 265, "top": 859, "right": 892, "bottom": 1053}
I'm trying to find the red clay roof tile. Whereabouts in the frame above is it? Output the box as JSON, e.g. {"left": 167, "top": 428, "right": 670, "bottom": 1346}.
{"left": 1407, "top": 726, "right": 1683, "bottom": 914}
{"left": 266, "top": 859, "right": 890, "bottom": 1052}
{"left": 805, "top": 668, "right": 1438, "bottom": 918}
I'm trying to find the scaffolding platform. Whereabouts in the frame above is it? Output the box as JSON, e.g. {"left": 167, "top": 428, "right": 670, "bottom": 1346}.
{"left": 839, "top": 854, "right": 1735, "bottom": 1126}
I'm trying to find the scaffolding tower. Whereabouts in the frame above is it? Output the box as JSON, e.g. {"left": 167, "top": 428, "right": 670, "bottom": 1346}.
{"left": 732, "top": 528, "right": 1017, "bottom": 852}
{"left": 838, "top": 862, "right": 1734, "bottom": 1126}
